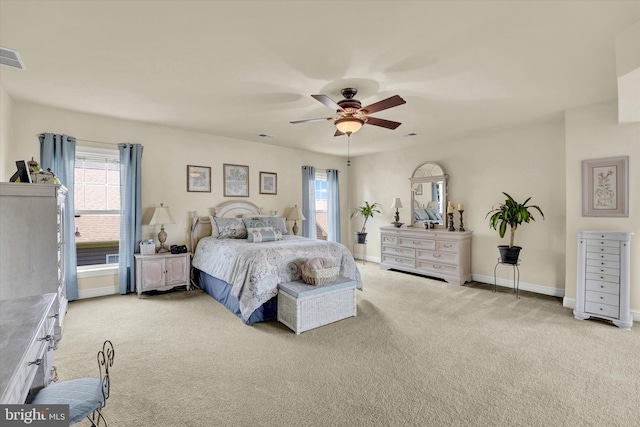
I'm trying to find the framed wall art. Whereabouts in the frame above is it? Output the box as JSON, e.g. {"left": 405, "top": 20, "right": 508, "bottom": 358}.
{"left": 259, "top": 171, "right": 277, "bottom": 195}
{"left": 582, "top": 156, "right": 628, "bottom": 217}
{"left": 223, "top": 164, "right": 249, "bottom": 197}
{"left": 187, "top": 165, "right": 211, "bottom": 192}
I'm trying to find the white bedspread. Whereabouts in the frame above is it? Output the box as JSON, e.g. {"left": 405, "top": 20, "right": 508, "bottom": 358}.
{"left": 192, "top": 235, "right": 362, "bottom": 321}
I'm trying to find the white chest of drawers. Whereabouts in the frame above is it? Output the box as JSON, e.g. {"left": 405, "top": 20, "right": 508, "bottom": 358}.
{"left": 380, "top": 226, "right": 472, "bottom": 285}
{"left": 574, "top": 231, "right": 633, "bottom": 329}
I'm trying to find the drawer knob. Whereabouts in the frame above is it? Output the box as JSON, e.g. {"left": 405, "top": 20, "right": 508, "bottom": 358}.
{"left": 600, "top": 285, "right": 604, "bottom": 288}
{"left": 600, "top": 276, "right": 604, "bottom": 279}
{"left": 600, "top": 308, "right": 603, "bottom": 311}
{"left": 600, "top": 297, "right": 604, "bottom": 299}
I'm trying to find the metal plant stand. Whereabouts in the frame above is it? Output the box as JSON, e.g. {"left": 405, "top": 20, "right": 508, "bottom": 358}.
{"left": 493, "top": 258, "right": 521, "bottom": 299}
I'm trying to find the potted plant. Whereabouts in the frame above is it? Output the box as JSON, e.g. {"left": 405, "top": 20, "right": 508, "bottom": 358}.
{"left": 485, "top": 192, "right": 544, "bottom": 264}
{"left": 351, "top": 201, "right": 381, "bottom": 244}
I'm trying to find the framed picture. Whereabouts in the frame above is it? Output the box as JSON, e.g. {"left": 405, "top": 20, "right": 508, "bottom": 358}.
{"left": 582, "top": 156, "right": 628, "bottom": 217}
{"left": 259, "top": 171, "right": 277, "bottom": 195}
{"left": 187, "top": 165, "right": 211, "bottom": 192}
{"left": 223, "top": 164, "right": 249, "bottom": 197}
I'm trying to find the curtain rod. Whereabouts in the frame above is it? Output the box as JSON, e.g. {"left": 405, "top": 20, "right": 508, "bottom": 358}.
{"left": 36, "top": 134, "right": 120, "bottom": 146}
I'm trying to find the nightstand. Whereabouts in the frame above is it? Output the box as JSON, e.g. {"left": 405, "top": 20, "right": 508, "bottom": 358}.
{"left": 134, "top": 252, "right": 191, "bottom": 297}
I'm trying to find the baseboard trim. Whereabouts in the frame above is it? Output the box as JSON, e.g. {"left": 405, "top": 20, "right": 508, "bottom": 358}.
{"left": 78, "top": 286, "right": 118, "bottom": 299}
{"left": 470, "top": 274, "right": 565, "bottom": 298}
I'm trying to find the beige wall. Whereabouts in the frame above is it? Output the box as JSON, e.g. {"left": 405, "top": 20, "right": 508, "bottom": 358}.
{"left": 3, "top": 100, "right": 350, "bottom": 294}
{"left": 564, "top": 101, "right": 640, "bottom": 310}
{"left": 0, "top": 87, "right": 12, "bottom": 180}
{"left": 348, "top": 117, "right": 568, "bottom": 296}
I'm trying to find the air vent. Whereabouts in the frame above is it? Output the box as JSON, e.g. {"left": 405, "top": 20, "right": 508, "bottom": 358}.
{"left": 0, "top": 46, "right": 25, "bottom": 69}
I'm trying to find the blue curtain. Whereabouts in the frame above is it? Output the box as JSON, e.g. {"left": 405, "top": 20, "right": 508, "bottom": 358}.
{"left": 39, "top": 134, "right": 78, "bottom": 301}
{"left": 326, "top": 169, "right": 341, "bottom": 243}
{"left": 118, "top": 143, "right": 144, "bottom": 294}
{"left": 301, "top": 166, "right": 316, "bottom": 239}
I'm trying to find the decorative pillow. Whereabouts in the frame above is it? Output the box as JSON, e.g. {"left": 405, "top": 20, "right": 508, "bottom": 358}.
{"left": 425, "top": 208, "right": 439, "bottom": 221}
{"left": 242, "top": 216, "right": 288, "bottom": 235}
{"left": 247, "top": 227, "right": 283, "bottom": 243}
{"left": 213, "top": 217, "right": 247, "bottom": 239}
{"left": 414, "top": 209, "right": 429, "bottom": 221}
{"left": 208, "top": 216, "right": 219, "bottom": 238}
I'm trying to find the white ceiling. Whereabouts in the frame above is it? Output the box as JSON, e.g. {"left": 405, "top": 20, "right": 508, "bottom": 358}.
{"left": 1, "top": 1, "right": 638, "bottom": 157}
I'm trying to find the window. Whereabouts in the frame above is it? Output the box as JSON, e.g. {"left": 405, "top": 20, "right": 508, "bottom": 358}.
{"left": 314, "top": 171, "right": 328, "bottom": 240}
{"left": 74, "top": 147, "right": 120, "bottom": 266}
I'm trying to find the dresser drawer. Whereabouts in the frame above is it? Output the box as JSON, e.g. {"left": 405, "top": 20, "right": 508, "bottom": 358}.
{"left": 382, "top": 245, "right": 415, "bottom": 258}
{"left": 398, "top": 237, "right": 435, "bottom": 250}
{"left": 586, "top": 239, "right": 621, "bottom": 249}
{"left": 585, "top": 265, "right": 619, "bottom": 276}
{"left": 436, "top": 240, "right": 459, "bottom": 252}
{"left": 585, "top": 252, "right": 620, "bottom": 262}
{"left": 381, "top": 254, "right": 415, "bottom": 269}
{"left": 381, "top": 235, "right": 398, "bottom": 245}
{"left": 585, "top": 301, "right": 619, "bottom": 319}
{"left": 585, "top": 290, "right": 619, "bottom": 307}
{"left": 586, "top": 258, "right": 620, "bottom": 270}
{"left": 416, "top": 249, "right": 458, "bottom": 264}
{"left": 416, "top": 260, "right": 458, "bottom": 276}
{"left": 585, "top": 272, "right": 619, "bottom": 284}
{"left": 586, "top": 246, "right": 620, "bottom": 255}
{"left": 586, "top": 279, "right": 619, "bottom": 295}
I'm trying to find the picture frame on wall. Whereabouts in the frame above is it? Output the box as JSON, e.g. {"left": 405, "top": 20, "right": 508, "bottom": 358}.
{"left": 223, "top": 164, "right": 249, "bottom": 197}
{"left": 582, "top": 156, "right": 628, "bottom": 217}
{"left": 187, "top": 165, "right": 211, "bottom": 193}
{"left": 259, "top": 171, "right": 277, "bottom": 195}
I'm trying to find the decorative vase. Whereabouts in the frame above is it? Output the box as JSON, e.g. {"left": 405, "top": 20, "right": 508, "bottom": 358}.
{"left": 498, "top": 245, "right": 522, "bottom": 264}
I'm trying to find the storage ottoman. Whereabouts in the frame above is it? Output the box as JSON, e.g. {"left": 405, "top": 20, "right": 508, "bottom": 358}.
{"left": 277, "top": 277, "right": 357, "bottom": 334}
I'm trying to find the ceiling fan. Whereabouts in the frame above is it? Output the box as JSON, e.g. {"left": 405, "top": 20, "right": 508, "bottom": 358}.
{"left": 290, "top": 88, "right": 406, "bottom": 136}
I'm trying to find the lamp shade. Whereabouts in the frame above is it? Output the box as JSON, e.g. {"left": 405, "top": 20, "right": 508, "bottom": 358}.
{"left": 287, "top": 205, "right": 306, "bottom": 221}
{"left": 148, "top": 204, "right": 175, "bottom": 225}
{"left": 390, "top": 198, "right": 403, "bottom": 209}
{"left": 335, "top": 118, "right": 364, "bottom": 135}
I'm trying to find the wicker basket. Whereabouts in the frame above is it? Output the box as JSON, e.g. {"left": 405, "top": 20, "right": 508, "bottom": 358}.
{"left": 301, "top": 264, "right": 339, "bottom": 286}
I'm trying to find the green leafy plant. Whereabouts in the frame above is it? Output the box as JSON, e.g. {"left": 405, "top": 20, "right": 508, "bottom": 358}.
{"left": 486, "top": 192, "right": 544, "bottom": 247}
{"left": 351, "top": 201, "right": 381, "bottom": 234}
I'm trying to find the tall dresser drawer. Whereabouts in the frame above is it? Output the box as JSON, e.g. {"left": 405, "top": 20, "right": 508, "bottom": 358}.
{"left": 585, "top": 290, "right": 619, "bottom": 307}
{"left": 585, "top": 272, "right": 619, "bottom": 284}
{"left": 585, "top": 301, "right": 619, "bottom": 319}
{"left": 586, "top": 258, "right": 620, "bottom": 269}
{"left": 585, "top": 265, "right": 619, "bottom": 276}
{"left": 586, "top": 246, "right": 620, "bottom": 255}
{"left": 586, "top": 239, "right": 621, "bottom": 248}
{"left": 586, "top": 279, "right": 619, "bottom": 295}
{"left": 586, "top": 252, "right": 620, "bottom": 262}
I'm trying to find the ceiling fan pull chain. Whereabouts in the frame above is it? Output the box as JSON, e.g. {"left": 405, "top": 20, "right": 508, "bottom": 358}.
{"left": 347, "top": 134, "right": 351, "bottom": 167}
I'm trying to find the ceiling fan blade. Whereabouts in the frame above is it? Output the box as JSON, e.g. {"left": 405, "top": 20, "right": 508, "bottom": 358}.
{"left": 365, "top": 116, "right": 402, "bottom": 130}
{"left": 312, "top": 94, "right": 344, "bottom": 112}
{"left": 334, "top": 129, "right": 345, "bottom": 137}
{"left": 360, "top": 95, "right": 406, "bottom": 114}
{"left": 290, "top": 117, "right": 333, "bottom": 124}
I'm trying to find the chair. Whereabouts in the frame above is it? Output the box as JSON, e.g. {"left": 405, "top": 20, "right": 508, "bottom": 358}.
{"left": 27, "top": 340, "right": 115, "bottom": 426}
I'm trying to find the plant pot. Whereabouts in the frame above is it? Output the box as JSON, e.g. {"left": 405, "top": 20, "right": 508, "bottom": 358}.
{"left": 498, "top": 245, "right": 522, "bottom": 264}
{"left": 355, "top": 232, "right": 367, "bottom": 244}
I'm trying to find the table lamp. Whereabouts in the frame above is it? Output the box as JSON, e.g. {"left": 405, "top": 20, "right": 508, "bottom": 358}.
{"left": 287, "top": 205, "right": 306, "bottom": 236}
{"left": 149, "top": 203, "right": 175, "bottom": 253}
{"left": 390, "top": 197, "right": 403, "bottom": 227}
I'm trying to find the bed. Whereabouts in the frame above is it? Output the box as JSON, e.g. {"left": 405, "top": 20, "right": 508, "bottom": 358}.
{"left": 190, "top": 201, "right": 362, "bottom": 325}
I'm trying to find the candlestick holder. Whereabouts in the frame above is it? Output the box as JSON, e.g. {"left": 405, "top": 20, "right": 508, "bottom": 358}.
{"left": 447, "top": 212, "right": 455, "bottom": 231}
{"left": 458, "top": 210, "right": 465, "bottom": 232}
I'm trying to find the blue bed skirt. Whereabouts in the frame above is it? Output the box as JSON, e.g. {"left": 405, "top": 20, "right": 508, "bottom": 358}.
{"left": 196, "top": 269, "right": 277, "bottom": 325}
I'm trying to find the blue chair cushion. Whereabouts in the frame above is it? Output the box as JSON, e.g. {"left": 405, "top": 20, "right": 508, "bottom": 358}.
{"left": 26, "top": 378, "right": 104, "bottom": 424}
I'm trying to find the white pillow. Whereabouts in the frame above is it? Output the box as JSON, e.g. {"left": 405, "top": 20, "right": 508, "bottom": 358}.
{"left": 208, "top": 216, "right": 219, "bottom": 238}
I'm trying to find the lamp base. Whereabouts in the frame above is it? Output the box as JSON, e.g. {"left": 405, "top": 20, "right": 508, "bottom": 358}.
{"left": 158, "top": 226, "right": 168, "bottom": 253}
{"left": 292, "top": 221, "right": 299, "bottom": 236}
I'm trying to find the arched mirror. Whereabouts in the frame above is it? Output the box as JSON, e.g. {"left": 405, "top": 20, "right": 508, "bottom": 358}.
{"left": 410, "top": 162, "right": 448, "bottom": 227}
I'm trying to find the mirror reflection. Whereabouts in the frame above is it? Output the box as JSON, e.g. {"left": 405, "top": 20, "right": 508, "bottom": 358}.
{"left": 410, "top": 162, "right": 448, "bottom": 227}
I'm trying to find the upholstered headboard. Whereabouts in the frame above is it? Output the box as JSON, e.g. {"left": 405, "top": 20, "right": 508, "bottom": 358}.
{"left": 190, "top": 201, "right": 263, "bottom": 251}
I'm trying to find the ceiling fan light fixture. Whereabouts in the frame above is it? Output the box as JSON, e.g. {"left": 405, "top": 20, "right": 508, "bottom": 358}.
{"left": 335, "top": 117, "right": 364, "bottom": 135}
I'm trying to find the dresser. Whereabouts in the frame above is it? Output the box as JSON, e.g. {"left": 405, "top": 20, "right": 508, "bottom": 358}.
{"left": 0, "top": 293, "right": 57, "bottom": 403}
{"left": 134, "top": 252, "right": 191, "bottom": 297}
{"left": 380, "top": 226, "right": 472, "bottom": 285}
{"left": 574, "top": 230, "right": 633, "bottom": 329}
{"left": 0, "top": 183, "right": 67, "bottom": 342}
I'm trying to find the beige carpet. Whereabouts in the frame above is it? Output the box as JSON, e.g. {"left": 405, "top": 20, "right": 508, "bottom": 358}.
{"left": 57, "top": 263, "right": 640, "bottom": 427}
